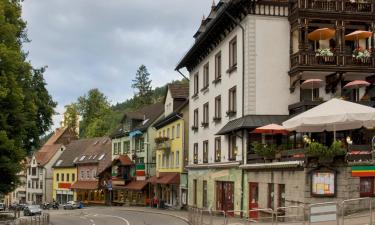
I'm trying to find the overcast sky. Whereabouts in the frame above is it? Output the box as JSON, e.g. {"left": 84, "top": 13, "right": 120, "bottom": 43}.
{"left": 21, "top": 0, "right": 212, "bottom": 128}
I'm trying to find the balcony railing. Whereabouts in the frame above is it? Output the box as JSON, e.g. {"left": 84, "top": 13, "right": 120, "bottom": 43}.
{"left": 155, "top": 140, "right": 171, "bottom": 151}
{"left": 291, "top": 0, "right": 374, "bottom": 13}
{"left": 290, "top": 51, "right": 375, "bottom": 69}
{"left": 289, "top": 100, "right": 375, "bottom": 115}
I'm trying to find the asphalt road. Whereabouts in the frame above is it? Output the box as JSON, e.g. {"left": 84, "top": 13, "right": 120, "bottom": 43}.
{"left": 49, "top": 207, "right": 188, "bottom": 225}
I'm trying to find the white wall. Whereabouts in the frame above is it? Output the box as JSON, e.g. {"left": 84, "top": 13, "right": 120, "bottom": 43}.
{"left": 164, "top": 90, "right": 174, "bottom": 116}
{"left": 189, "top": 25, "right": 244, "bottom": 165}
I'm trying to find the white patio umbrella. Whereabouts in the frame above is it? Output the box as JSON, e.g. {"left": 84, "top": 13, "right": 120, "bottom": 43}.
{"left": 282, "top": 98, "right": 375, "bottom": 139}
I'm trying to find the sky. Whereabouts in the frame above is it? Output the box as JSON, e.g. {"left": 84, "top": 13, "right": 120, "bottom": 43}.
{"left": 21, "top": 0, "right": 212, "bottom": 128}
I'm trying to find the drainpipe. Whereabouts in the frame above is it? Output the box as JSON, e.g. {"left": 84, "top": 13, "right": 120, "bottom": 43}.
{"left": 224, "top": 9, "right": 246, "bottom": 215}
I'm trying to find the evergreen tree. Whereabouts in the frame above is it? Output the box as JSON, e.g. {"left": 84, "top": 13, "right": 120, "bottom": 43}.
{"left": 132, "top": 65, "right": 153, "bottom": 105}
{"left": 0, "top": 0, "right": 56, "bottom": 194}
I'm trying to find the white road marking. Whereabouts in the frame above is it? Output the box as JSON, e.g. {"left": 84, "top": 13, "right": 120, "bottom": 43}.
{"left": 89, "top": 213, "right": 130, "bottom": 225}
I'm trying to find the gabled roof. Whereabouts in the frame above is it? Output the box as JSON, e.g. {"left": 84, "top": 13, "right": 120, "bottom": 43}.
{"left": 44, "top": 128, "right": 67, "bottom": 145}
{"left": 53, "top": 139, "right": 93, "bottom": 168}
{"left": 35, "top": 144, "right": 64, "bottom": 166}
{"left": 113, "top": 155, "right": 133, "bottom": 166}
{"left": 153, "top": 100, "right": 188, "bottom": 129}
{"left": 168, "top": 83, "right": 189, "bottom": 100}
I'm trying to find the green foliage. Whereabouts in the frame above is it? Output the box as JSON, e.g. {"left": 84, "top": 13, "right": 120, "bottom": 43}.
{"left": 76, "top": 89, "right": 111, "bottom": 138}
{"left": 61, "top": 103, "right": 79, "bottom": 133}
{"left": 306, "top": 140, "right": 346, "bottom": 159}
{"left": 0, "top": 0, "right": 56, "bottom": 194}
{"left": 252, "top": 142, "right": 277, "bottom": 158}
{"left": 132, "top": 65, "right": 153, "bottom": 105}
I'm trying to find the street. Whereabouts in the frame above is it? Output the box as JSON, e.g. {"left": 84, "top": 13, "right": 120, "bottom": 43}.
{"left": 48, "top": 207, "right": 188, "bottom": 225}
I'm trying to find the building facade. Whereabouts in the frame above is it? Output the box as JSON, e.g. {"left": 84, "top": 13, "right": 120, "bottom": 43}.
{"left": 152, "top": 83, "right": 189, "bottom": 209}
{"left": 176, "top": 0, "right": 375, "bottom": 216}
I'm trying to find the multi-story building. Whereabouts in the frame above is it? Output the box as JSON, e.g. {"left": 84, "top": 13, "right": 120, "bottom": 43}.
{"left": 177, "top": 0, "right": 375, "bottom": 215}
{"left": 71, "top": 137, "right": 111, "bottom": 204}
{"left": 26, "top": 128, "right": 76, "bottom": 204}
{"left": 151, "top": 83, "right": 189, "bottom": 209}
{"left": 109, "top": 102, "right": 164, "bottom": 205}
{"left": 52, "top": 139, "right": 91, "bottom": 204}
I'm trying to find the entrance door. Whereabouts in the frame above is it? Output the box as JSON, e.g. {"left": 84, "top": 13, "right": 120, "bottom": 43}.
{"left": 216, "top": 181, "right": 234, "bottom": 214}
{"left": 249, "top": 182, "right": 259, "bottom": 219}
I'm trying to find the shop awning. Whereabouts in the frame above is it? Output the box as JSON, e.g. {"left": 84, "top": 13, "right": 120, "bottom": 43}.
{"left": 148, "top": 173, "right": 180, "bottom": 185}
{"left": 216, "top": 115, "right": 289, "bottom": 135}
{"left": 124, "top": 180, "right": 148, "bottom": 190}
{"left": 71, "top": 181, "right": 98, "bottom": 190}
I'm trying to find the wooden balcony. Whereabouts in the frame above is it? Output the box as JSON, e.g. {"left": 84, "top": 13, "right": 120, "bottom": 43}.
{"left": 289, "top": 100, "right": 375, "bottom": 115}
{"left": 290, "top": 51, "right": 375, "bottom": 76}
{"left": 155, "top": 140, "right": 171, "bottom": 151}
{"left": 290, "top": 0, "right": 374, "bottom": 13}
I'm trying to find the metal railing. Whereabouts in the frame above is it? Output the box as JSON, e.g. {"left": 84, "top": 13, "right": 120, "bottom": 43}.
{"left": 188, "top": 197, "right": 375, "bottom": 225}
{"left": 0, "top": 214, "right": 50, "bottom": 225}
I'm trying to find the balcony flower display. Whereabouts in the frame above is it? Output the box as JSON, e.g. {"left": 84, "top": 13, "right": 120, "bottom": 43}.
{"left": 306, "top": 140, "right": 346, "bottom": 163}
{"left": 352, "top": 48, "right": 372, "bottom": 60}
{"left": 315, "top": 48, "right": 334, "bottom": 57}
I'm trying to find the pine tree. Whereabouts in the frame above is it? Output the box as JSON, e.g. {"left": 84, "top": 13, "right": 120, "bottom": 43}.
{"left": 131, "top": 65, "right": 153, "bottom": 105}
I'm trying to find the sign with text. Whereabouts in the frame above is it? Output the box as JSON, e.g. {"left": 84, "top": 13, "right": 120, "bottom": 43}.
{"left": 58, "top": 183, "right": 72, "bottom": 189}
{"left": 311, "top": 171, "right": 335, "bottom": 197}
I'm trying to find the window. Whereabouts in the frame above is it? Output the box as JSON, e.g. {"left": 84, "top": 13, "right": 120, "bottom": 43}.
{"left": 56, "top": 173, "right": 60, "bottom": 182}
{"left": 278, "top": 184, "right": 285, "bottom": 208}
{"left": 171, "top": 152, "right": 174, "bottom": 168}
{"left": 117, "top": 141, "right": 122, "bottom": 153}
{"left": 28, "top": 168, "right": 30, "bottom": 175}
{"left": 92, "top": 170, "right": 96, "bottom": 178}
{"left": 140, "top": 137, "right": 145, "bottom": 152}
{"left": 193, "top": 179, "right": 197, "bottom": 205}
{"left": 176, "top": 124, "right": 181, "bottom": 138}
{"left": 203, "top": 63, "right": 209, "bottom": 89}
{"left": 32, "top": 168, "right": 36, "bottom": 176}
{"left": 80, "top": 170, "right": 84, "bottom": 179}
{"left": 203, "top": 102, "right": 209, "bottom": 126}
{"left": 40, "top": 181, "right": 43, "bottom": 190}
{"left": 32, "top": 181, "right": 34, "bottom": 189}
{"left": 268, "top": 183, "right": 274, "bottom": 209}
{"left": 72, "top": 173, "right": 75, "bottom": 182}
{"left": 176, "top": 151, "right": 180, "bottom": 167}
{"left": 163, "top": 130, "right": 165, "bottom": 137}
{"left": 229, "top": 134, "right": 237, "bottom": 161}
{"left": 158, "top": 155, "right": 161, "bottom": 168}
{"left": 193, "top": 143, "right": 198, "bottom": 164}
{"left": 203, "top": 141, "right": 209, "bottom": 163}
{"left": 215, "top": 137, "right": 221, "bottom": 162}
{"left": 162, "top": 154, "right": 166, "bottom": 168}
{"left": 61, "top": 173, "right": 64, "bottom": 182}
{"left": 214, "top": 95, "right": 221, "bottom": 120}
{"left": 123, "top": 141, "right": 130, "bottom": 154}
{"left": 360, "top": 177, "right": 374, "bottom": 197}
{"left": 215, "top": 51, "right": 222, "bottom": 80}
{"left": 166, "top": 154, "right": 170, "bottom": 168}
{"left": 203, "top": 181, "right": 208, "bottom": 208}
{"left": 67, "top": 173, "right": 70, "bottom": 182}
{"left": 228, "top": 86, "right": 237, "bottom": 115}
{"left": 229, "top": 36, "right": 237, "bottom": 68}
{"left": 172, "top": 126, "right": 175, "bottom": 139}
{"left": 87, "top": 170, "right": 90, "bottom": 179}
{"left": 159, "top": 131, "right": 161, "bottom": 137}
{"left": 28, "top": 181, "right": 31, "bottom": 188}
{"left": 35, "top": 180, "right": 39, "bottom": 189}
{"left": 113, "top": 143, "right": 118, "bottom": 155}
{"left": 193, "top": 73, "right": 199, "bottom": 96}
{"left": 167, "top": 128, "right": 170, "bottom": 139}
{"left": 311, "top": 171, "right": 335, "bottom": 196}
{"left": 193, "top": 108, "right": 199, "bottom": 129}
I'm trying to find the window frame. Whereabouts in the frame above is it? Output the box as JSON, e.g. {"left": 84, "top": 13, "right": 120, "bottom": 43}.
{"left": 203, "top": 140, "right": 209, "bottom": 163}
{"left": 215, "top": 51, "right": 222, "bottom": 80}
{"left": 193, "top": 143, "right": 198, "bottom": 164}
{"left": 360, "top": 177, "right": 374, "bottom": 197}
{"left": 193, "top": 108, "right": 199, "bottom": 129}
{"left": 228, "top": 86, "right": 237, "bottom": 114}
{"left": 214, "top": 95, "right": 222, "bottom": 120}
{"left": 193, "top": 73, "right": 199, "bottom": 96}
{"left": 228, "top": 134, "right": 237, "bottom": 161}
{"left": 203, "top": 102, "right": 209, "bottom": 126}
{"left": 203, "top": 63, "right": 209, "bottom": 89}
{"left": 229, "top": 36, "right": 237, "bottom": 69}
{"left": 215, "top": 137, "right": 221, "bottom": 162}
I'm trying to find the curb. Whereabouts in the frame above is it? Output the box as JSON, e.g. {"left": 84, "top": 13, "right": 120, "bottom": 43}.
{"left": 119, "top": 208, "right": 189, "bottom": 224}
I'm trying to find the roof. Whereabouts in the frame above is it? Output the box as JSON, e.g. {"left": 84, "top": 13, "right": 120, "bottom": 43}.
{"left": 70, "top": 181, "right": 98, "bottom": 190}
{"left": 114, "top": 155, "right": 133, "bottom": 166}
{"left": 216, "top": 115, "right": 289, "bottom": 135}
{"left": 148, "top": 173, "right": 180, "bottom": 185}
{"left": 74, "top": 137, "right": 112, "bottom": 174}
{"left": 124, "top": 180, "right": 148, "bottom": 190}
{"left": 53, "top": 139, "right": 94, "bottom": 168}
{"left": 44, "top": 128, "right": 67, "bottom": 145}
{"left": 168, "top": 83, "right": 189, "bottom": 99}
{"left": 153, "top": 100, "right": 188, "bottom": 129}
{"left": 35, "top": 144, "right": 64, "bottom": 166}
{"left": 111, "top": 102, "right": 164, "bottom": 138}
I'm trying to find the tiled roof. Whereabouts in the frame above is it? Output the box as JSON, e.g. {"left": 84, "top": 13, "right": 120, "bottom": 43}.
{"left": 35, "top": 144, "right": 64, "bottom": 166}
{"left": 44, "top": 128, "right": 67, "bottom": 145}
{"left": 71, "top": 181, "right": 98, "bottom": 190}
{"left": 148, "top": 172, "right": 180, "bottom": 185}
{"left": 169, "top": 83, "right": 189, "bottom": 99}
{"left": 53, "top": 139, "right": 94, "bottom": 168}
{"left": 114, "top": 155, "right": 133, "bottom": 166}
{"left": 124, "top": 180, "right": 148, "bottom": 190}
{"left": 216, "top": 115, "right": 289, "bottom": 135}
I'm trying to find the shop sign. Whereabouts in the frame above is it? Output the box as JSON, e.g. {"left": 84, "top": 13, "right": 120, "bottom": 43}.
{"left": 352, "top": 165, "right": 375, "bottom": 177}
{"left": 58, "top": 183, "right": 71, "bottom": 189}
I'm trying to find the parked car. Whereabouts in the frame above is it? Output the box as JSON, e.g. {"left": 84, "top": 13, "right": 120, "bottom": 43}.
{"left": 0, "top": 203, "right": 5, "bottom": 211}
{"left": 63, "top": 201, "right": 79, "bottom": 210}
{"left": 23, "top": 205, "right": 42, "bottom": 216}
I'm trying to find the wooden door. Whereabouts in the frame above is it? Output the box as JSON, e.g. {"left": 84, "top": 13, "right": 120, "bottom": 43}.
{"left": 223, "top": 182, "right": 234, "bottom": 216}
{"left": 216, "top": 181, "right": 223, "bottom": 211}
{"left": 249, "top": 182, "right": 259, "bottom": 219}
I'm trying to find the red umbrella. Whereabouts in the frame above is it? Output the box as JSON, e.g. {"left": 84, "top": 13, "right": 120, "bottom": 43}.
{"left": 253, "top": 124, "right": 288, "bottom": 135}
{"left": 345, "top": 30, "right": 373, "bottom": 41}
{"left": 343, "top": 80, "right": 370, "bottom": 89}
{"left": 301, "top": 79, "right": 324, "bottom": 100}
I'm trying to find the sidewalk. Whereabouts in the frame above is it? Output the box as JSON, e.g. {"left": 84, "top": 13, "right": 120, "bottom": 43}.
{"left": 118, "top": 206, "right": 190, "bottom": 223}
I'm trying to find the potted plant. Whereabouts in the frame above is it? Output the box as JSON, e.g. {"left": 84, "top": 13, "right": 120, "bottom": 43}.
{"left": 252, "top": 142, "right": 276, "bottom": 161}
{"left": 316, "top": 48, "right": 334, "bottom": 64}
{"left": 306, "top": 140, "right": 346, "bottom": 163}
{"left": 352, "top": 48, "right": 372, "bottom": 63}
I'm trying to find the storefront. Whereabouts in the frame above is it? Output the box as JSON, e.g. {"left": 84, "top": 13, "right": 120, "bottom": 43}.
{"left": 71, "top": 181, "right": 105, "bottom": 205}
{"left": 112, "top": 181, "right": 148, "bottom": 206}
{"left": 55, "top": 190, "right": 74, "bottom": 204}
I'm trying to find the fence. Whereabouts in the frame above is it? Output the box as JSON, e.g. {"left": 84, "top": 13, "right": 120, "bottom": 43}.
{"left": 0, "top": 214, "right": 49, "bottom": 225}
{"left": 188, "top": 197, "right": 375, "bottom": 225}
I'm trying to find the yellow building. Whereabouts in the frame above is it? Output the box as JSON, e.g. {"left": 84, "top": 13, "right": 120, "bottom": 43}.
{"left": 151, "top": 83, "right": 189, "bottom": 209}
{"left": 52, "top": 167, "right": 77, "bottom": 203}
{"left": 52, "top": 139, "right": 88, "bottom": 204}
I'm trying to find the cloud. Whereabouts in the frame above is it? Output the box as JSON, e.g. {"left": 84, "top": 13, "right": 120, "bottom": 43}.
{"left": 21, "top": 0, "right": 213, "bottom": 129}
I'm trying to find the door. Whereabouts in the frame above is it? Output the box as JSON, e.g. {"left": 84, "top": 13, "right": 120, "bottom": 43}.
{"left": 249, "top": 182, "right": 259, "bottom": 219}
{"left": 216, "top": 182, "right": 234, "bottom": 215}
{"left": 216, "top": 182, "right": 223, "bottom": 211}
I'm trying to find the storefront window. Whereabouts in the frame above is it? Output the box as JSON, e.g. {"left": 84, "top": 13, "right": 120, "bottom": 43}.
{"left": 360, "top": 177, "right": 374, "bottom": 197}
